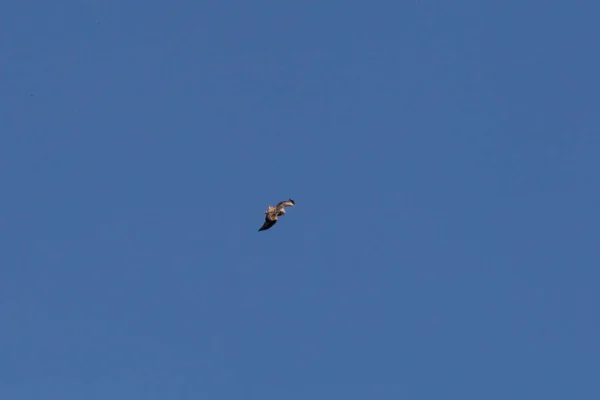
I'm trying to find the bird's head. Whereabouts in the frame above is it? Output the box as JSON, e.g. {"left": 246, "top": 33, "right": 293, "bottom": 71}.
{"left": 288, "top": 199, "right": 295, "bottom": 206}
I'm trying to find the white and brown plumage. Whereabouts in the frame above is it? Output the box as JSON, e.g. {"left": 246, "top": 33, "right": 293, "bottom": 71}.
{"left": 258, "top": 199, "right": 295, "bottom": 231}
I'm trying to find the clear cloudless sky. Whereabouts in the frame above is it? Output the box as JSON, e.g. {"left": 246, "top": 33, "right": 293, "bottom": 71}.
{"left": 1, "top": 1, "right": 599, "bottom": 399}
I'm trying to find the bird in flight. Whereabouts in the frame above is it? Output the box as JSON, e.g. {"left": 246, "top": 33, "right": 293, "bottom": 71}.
{"left": 258, "top": 199, "right": 295, "bottom": 231}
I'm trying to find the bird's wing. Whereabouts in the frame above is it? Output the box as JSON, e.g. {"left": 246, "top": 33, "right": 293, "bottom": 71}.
{"left": 258, "top": 215, "right": 277, "bottom": 231}
{"left": 276, "top": 199, "right": 295, "bottom": 210}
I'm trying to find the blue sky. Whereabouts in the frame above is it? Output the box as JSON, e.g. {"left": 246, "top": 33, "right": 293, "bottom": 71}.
{"left": 1, "top": 1, "right": 599, "bottom": 399}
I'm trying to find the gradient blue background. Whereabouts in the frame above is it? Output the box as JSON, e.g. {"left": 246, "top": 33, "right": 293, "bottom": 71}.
{"left": 1, "top": 1, "right": 599, "bottom": 399}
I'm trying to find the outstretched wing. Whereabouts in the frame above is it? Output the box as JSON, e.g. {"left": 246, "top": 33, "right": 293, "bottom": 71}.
{"left": 276, "top": 199, "right": 295, "bottom": 210}
{"left": 258, "top": 219, "right": 277, "bottom": 231}
{"left": 258, "top": 213, "right": 278, "bottom": 231}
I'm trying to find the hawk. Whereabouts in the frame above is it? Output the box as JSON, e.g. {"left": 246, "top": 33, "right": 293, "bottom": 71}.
{"left": 258, "top": 199, "right": 295, "bottom": 231}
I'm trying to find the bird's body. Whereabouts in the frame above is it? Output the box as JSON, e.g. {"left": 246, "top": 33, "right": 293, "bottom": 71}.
{"left": 258, "top": 199, "right": 295, "bottom": 231}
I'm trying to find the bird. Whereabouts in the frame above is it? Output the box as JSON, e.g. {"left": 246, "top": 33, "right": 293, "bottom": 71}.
{"left": 258, "top": 199, "right": 295, "bottom": 231}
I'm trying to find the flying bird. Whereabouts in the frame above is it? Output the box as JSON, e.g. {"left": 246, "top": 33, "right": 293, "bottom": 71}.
{"left": 258, "top": 199, "right": 295, "bottom": 231}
